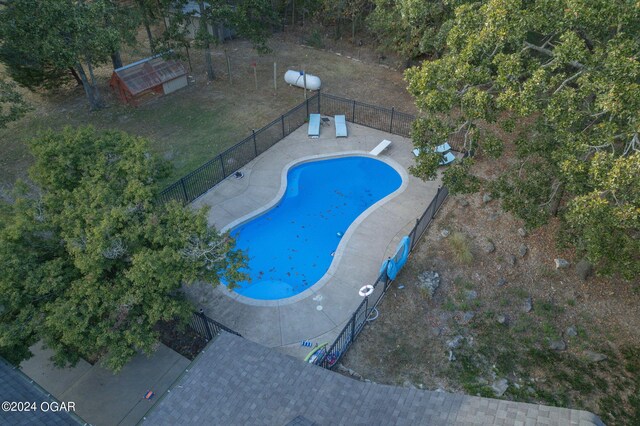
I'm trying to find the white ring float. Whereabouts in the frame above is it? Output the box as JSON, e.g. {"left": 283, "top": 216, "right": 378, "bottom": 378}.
{"left": 359, "top": 285, "right": 374, "bottom": 297}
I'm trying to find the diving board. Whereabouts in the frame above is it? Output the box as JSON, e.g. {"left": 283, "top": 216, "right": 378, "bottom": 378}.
{"left": 308, "top": 114, "right": 320, "bottom": 138}
{"left": 370, "top": 139, "right": 391, "bottom": 156}
{"left": 335, "top": 115, "right": 347, "bottom": 137}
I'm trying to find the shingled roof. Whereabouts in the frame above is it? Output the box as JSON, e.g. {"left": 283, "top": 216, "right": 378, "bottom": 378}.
{"left": 0, "top": 358, "right": 81, "bottom": 425}
{"left": 114, "top": 55, "right": 187, "bottom": 96}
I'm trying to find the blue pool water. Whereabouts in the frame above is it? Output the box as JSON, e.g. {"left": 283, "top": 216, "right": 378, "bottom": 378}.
{"left": 229, "top": 156, "right": 402, "bottom": 300}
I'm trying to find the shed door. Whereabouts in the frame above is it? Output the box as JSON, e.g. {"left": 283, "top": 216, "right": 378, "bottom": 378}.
{"left": 162, "top": 75, "right": 188, "bottom": 94}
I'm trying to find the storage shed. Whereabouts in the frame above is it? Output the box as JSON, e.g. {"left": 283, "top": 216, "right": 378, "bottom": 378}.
{"left": 109, "top": 54, "right": 188, "bottom": 106}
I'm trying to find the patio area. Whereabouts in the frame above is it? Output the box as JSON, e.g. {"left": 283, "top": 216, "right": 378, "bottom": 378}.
{"left": 184, "top": 117, "right": 441, "bottom": 359}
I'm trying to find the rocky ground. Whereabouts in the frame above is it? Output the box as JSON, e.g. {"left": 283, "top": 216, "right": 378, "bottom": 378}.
{"left": 341, "top": 164, "right": 640, "bottom": 425}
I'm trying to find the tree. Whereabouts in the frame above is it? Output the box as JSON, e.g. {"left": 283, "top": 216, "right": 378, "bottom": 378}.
{"left": 0, "top": 0, "right": 121, "bottom": 110}
{"left": 406, "top": 0, "right": 639, "bottom": 278}
{"left": 193, "top": 0, "right": 277, "bottom": 80}
{"left": 367, "top": 0, "right": 452, "bottom": 60}
{"left": 0, "top": 127, "right": 246, "bottom": 370}
{"left": 0, "top": 79, "right": 30, "bottom": 129}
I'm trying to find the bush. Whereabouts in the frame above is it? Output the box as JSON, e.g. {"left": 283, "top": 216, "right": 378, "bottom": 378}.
{"left": 448, "top": 232, "right": 473, "bottom": 265}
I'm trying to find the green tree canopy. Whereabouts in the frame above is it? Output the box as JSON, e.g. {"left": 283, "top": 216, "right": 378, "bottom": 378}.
{"left": 367, "top": 0, "right": 453, "bottom": 60}
{"left": 0, "top": 127, "right": 246, "bottom": 370}
{"left": 0, "top": 0, "right": 122, "bottom": 110}
{"left": 406, "top": 0, "right": 640, "bottom": 278}
{"left": 0, "top": 78, "right": 30, "bottom": 128}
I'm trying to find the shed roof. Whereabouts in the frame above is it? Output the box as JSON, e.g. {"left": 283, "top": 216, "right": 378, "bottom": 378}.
{"left": 114, "top": 55, "right": 187, "bottom": 96}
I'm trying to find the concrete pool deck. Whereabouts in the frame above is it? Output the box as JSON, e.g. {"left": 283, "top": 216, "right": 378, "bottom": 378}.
{"left": 185, "top": 118, "right": 441, "bottom": 359}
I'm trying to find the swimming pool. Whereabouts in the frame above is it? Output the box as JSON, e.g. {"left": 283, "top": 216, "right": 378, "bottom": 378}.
{"left": 229, "top": 156, "right": 403, "bottom": 300}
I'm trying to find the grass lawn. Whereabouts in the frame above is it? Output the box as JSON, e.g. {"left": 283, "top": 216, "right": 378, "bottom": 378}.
{"left": 0, "top": 35, "right": 415, "bottom": 190}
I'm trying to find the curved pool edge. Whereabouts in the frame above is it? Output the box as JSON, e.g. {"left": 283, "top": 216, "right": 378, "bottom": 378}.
{"left": 218, "top": 151, "right": 410, "bottom": 307}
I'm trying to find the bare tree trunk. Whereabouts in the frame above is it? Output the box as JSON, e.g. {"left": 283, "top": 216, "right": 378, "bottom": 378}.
{"left": 549, "top": 184, "right": 564, "bottom": 216}
{"left": 136, "top": 0, "right": 155, "bottom": 52}
{"left": 198, "top": 1, "right": 215, "bottom": 80}
{"left": 75, "top": 62, "right": 105, "bottom": 110}
{"left": 69, "top": 67, "right": 83, "bottom": 86}
{"left": 185, "top": 45, "right": 193, "bottom": 72}
{"left": 203, "top": 43, "right": 214, "bottom": 80}
{"left": 144, "top": 20, "right": 155, "bottom": 52}
{"left": 111, "top": 51, "right": 123, "bottom": 69}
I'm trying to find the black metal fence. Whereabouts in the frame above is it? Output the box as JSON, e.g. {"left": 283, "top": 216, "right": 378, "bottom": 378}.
{"left": 156, "top": 92, "right": 429, "bottom": 206}
{"left": 157, "top": 92, "right": 321, "bottom": 206}
{"left": 159, "top": 93, "right": 458, "bottom": 365}
{"left": 315, "top": 186, "right": 449, "bottom": 369}
{"left": 189, "top": 310, "right": 242, "bottom": 341}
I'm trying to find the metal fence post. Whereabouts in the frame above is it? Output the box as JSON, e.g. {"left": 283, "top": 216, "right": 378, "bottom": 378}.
{"left": 350, "top": 313, "right": 356, "bottom": 344}
{"left": 281, "top": 115, "right": 285, "bottom": 137}
{"left": 306, "top": 98, "right": 309, "bottom": 117}
{"left": 252, "top": 130, "right": 258, "bottom": 157}
{"left": 180, "top": 178, "right": 188, "bottom": 204}
{"left": 317, "top": 91, "right": 321, "bottom": 113}
{"left": 352, "top": 100, "right": 356, "bottom": 122}
{"left": 390, "top": 107, "right": 395, "bottom": 133}
{"left": 432, "top": 188, "right": 440, "bottom": 219}
{"left": 220, "top": 155, "right": 226, "bottom": 177}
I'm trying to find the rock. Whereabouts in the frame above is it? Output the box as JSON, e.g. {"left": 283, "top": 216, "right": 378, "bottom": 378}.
{"left": 403, "top": 380, "right": 417, "bottom": 389}
{"left": 576, "top": 259, "right": 593, "bottom": 281}
{"left": 482, "top": 193, "right": 493, "bottom": 203}
{"left": 430, "top": 327, "right": 442, "bottom": 337}
{"left": 477, "top": 377, "right": 489, "bottom": 385}
{"left": 526, "top": 387, "right": 535, "bottom": 394}
{"left": 488, "top": 211, "right": 500, "bottom": 221}
{"left": 440, "top": 229, "right": 450, "bottom": 238}
{"left": 584, "top": 351, "right": 608, "bottom": 362}
{"left": 507, "top": 255, "right": 517, "bottom": 266}
{"left": 447, "top": 335, "right": 464, "bottom": 349}
{"left": 458, "top": 199, "right": 469, "bottom": 207}
{"left": 448, "top": 350, "right": 456, "bottom": 361}
{"left": 523, "top": 297, "right": 533, "bottom": 313}
{"left": 566, "top": 326, "right": 578, "bottom": 337}
{"left": 435, "top": 388, "right": 446, "bottom": 393}
{"left": 517, "top": 228, "right": 527, "bottom": 237}
{"left": 479, "top": 237, "right": 495, "bottom": 254}
{"left": 491, "top": 378, "right": 509, "bottom": 397}
{"left": 459, "top": 311, "right": 475, "bottom": 324}
{"left": 466, "top": 290, "right": 478, "bottom": 300}
{"left": 549, "top": 340, "right": 567, "bottom": 351}
{"left": 497, "top": 277, "right": 507, "bottom": 287}
{"left": 497, "top": 314, "right": 509, "bottom": 325}
{"left": 518, "top": 244, "right": 528, "bottom": 258}
{"left": 418, "top": 271, "right": 441, "bottom": 298}
{"left": 555, "top": 258, "right": 570, "bottom": 269}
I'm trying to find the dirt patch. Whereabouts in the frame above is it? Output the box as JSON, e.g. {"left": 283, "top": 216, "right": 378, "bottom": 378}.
{"left": 342, "top": 153, "right": 640, "bottom": 425}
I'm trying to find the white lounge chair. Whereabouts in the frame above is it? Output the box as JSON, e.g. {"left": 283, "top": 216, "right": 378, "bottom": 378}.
{"left": 440, "top": 152, "right": 456, "bottom": 165}
{"left": 413, "top": 144, "right": 456, "bottom": 165}
{"left": 335, "top": 115, "right": 347, "bottom": 137}
{"left": 412, "top": 142, "right": 452, "bottom": 156}
{"left": 370, "top": 139, "right": 391, "bottom": 156}
{"left": 308, "top": 114, "right": 320, "bottom": 138}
